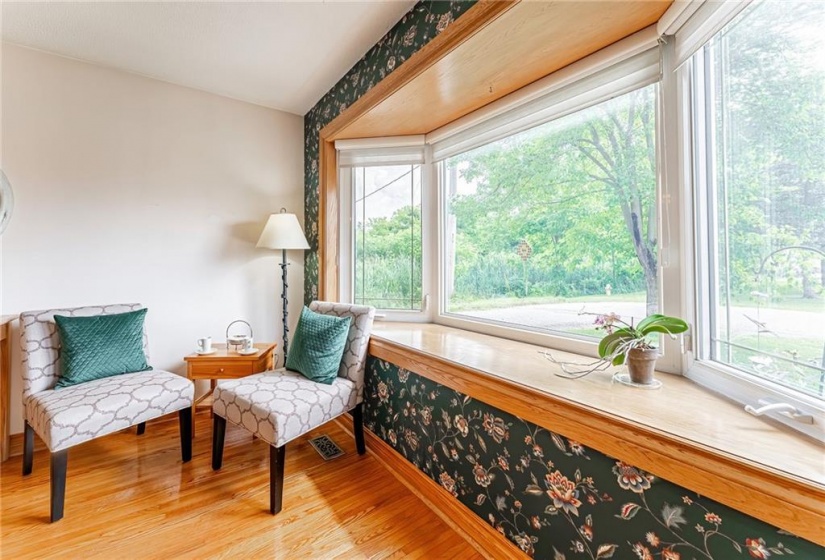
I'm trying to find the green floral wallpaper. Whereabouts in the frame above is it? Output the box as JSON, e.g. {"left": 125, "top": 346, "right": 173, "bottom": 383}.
{"left": 364, "top": 356, "right": 821, "bottom": 560}
{"left": 302, "top": 0, "right": 477, "bottom": 304}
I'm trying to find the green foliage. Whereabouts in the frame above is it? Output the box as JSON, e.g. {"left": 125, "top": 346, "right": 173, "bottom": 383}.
{"left": 447, "top": 85, "right": 658, "bottom": 312}
{"left": 355, "top": 205, "right": 423, "bottom": 309}
{"left": 715, "top": 1, "right": 825, "bottom": 297}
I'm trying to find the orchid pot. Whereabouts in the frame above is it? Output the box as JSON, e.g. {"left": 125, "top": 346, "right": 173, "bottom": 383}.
{"left": 625, "top": 347, "right": 660, "bottom": 385}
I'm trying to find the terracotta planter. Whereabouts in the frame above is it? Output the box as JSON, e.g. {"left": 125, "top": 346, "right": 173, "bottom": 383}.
{"left": 625, "top": 348, "right": 659, "bottom": 385}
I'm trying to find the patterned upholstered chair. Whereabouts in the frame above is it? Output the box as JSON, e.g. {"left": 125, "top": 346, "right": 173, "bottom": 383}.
{"left": 20, "top": 303, "right": 194, "bottom": 522}
{"left": 211, "top": 301, "right": 375, "bottom": 514}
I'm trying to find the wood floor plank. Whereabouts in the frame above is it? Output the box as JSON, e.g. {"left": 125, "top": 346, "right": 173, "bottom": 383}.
{"left": 1, "top": 415, "right": 480, "bottom": 559}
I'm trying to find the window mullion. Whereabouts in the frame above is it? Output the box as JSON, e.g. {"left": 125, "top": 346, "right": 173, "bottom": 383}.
{"left": 338, "top": 167, "right": 354, "bottom": 304}
{"left": 658, "top": 37, "right": 689, "bottom": 375}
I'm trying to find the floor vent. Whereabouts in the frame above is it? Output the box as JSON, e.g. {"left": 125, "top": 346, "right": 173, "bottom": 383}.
{"left": 309, "top": 435, "right": 345, "bottom": 460}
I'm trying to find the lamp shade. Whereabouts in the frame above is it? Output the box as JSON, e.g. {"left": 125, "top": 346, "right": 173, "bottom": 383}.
{"left": 256, "top": 212, "right": 310, "bottom": 250}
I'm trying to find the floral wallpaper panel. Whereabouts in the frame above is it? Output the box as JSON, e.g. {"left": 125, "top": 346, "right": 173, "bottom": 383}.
{"left": 303, "top": 0, "right": 478, "bottom": 304}
{"left": 364, "top": 356, "right": 822, "bottom": 560}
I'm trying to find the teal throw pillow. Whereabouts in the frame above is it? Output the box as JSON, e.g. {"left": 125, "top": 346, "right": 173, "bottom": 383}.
{"left": 286, "top": 307, "right": 351, "bottom": 385}
{"left": 54, "top": 308, "right": 152, "bottom": 389}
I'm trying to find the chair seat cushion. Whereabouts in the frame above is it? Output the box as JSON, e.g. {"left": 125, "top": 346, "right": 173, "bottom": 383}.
{"left": 213, "top": 369, "right": 357, "bottom": 447}
{"left": 24, "top": 369, "right": 194, "bottom": 452}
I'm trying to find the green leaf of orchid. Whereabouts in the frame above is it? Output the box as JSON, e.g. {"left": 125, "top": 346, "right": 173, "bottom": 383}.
{"left": 637, "top": 315, "right": 688, "bottom": 337}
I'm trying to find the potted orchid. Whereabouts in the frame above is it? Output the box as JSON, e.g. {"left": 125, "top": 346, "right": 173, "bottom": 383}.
{"left": 594, "top": 312, "right": 689, "bottom": 385}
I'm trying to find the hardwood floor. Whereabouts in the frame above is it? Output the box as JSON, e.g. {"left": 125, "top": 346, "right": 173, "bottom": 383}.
{"left": 0, "top": 414, "right": 480, "bottom": 559}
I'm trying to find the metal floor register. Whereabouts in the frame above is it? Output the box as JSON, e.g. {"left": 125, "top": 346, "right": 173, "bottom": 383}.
{"left": 308, "top": 435, "right": 345, "bottom": 460}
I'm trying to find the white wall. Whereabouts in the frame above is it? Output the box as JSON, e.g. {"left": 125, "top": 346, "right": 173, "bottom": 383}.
{"left": 0, "top": 43, "right": 305, "bottom": 434}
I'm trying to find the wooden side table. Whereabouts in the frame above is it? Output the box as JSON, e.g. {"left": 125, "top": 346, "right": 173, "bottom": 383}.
{"left": 184, "top": 342, "right": 276, "bottom": 437}
{"left": 0, "top": 315, "right": 15, "bottom": 462}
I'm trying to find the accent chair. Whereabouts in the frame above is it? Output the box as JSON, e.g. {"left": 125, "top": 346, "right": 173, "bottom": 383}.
{"left": 211, "top": 301, "right": 375, "bottom": 514}
{"left": 20, "top": 303, "right": 194, "bottom": 522}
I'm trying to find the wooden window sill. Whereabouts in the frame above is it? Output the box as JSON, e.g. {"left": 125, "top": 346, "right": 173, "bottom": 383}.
{"left": 369, "top": 322, "right": 824, "bottom": 546}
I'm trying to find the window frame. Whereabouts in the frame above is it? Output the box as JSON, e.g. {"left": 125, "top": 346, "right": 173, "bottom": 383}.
{"left": 434, "top": 80, "right": 681, "bottom": 364}
{"left": 336, "top": 151, "right": 435, "bottom": 322}
{"left": 682, "top": 11, "right": 825, "bottom": 440}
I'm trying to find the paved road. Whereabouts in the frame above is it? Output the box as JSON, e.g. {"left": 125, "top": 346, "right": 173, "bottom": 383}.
{"left": 459, "top": 300, "right": 822, "bottom": 340}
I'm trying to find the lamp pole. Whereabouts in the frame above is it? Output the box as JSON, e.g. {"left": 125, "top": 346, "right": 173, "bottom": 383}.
{"left": 279, "top": 248, "right": 290, "bottom": 362}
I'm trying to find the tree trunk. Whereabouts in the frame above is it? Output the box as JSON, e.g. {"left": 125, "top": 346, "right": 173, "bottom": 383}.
{"left": 802, "top": 271, "right": 816, "bottom": 299}
{"left": 645, "top": 264, "right": 659, "bottom": 316}
{"left": 625, "top": 208, "right": 658, "bottom": 316}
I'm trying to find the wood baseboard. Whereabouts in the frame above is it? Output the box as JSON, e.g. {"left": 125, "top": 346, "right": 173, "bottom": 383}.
{"left": 7, "top": 431, "right": 46, "bottom": 459}
{"left": 334, "top": 417, "right": 524, "bottom": 560}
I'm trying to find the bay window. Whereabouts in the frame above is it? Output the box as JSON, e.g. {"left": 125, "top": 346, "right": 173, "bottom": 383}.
{"left": 335, "top": 0, "right": 824, "bottom": 437}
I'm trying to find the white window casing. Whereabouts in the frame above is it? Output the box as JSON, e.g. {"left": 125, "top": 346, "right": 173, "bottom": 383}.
{"left": 673, "top": 0, "right": 753, "bottom": 67}
{"left": 657, "top": 0, "right": 706, "bottom": 37}
{"left": 426, "top": 28, "right": 671, "bottom": 358}
{"left": 336, "top": 135, "right": 426, "bottom": 168}
{"left": 336, "top": 139, "right": 432, "bottom": 321}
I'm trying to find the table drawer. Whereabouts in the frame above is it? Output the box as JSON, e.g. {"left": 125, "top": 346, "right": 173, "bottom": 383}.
{"left": 188, "top": 361, "right": 254, "bottom": 379}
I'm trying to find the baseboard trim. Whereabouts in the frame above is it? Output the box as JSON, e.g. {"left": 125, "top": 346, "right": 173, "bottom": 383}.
{"left": 7, "top": 431, "right": 43, "bottom": 459}
{"left": 334, "top": 417, "right": 524, "bottom": 560}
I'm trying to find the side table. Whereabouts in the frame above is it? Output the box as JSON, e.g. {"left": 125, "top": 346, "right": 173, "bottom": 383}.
{"left": 184, "top": 342, "right": 277, "bottom": 437}
{"left": 0, "top": 315, "right": 15, "bottom": 462}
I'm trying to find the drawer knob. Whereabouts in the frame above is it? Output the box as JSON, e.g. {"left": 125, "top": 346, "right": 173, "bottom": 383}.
{"left": 219, "top": 368, "right": 225, "bottom": 373}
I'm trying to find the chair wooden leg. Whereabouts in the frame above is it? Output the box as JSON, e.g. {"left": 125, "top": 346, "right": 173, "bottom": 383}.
{"left": 270, "top": 444, "right": 285, "bottom": 515}
{"left": 353, "top": 403, "right": 366, "bottom": 455}
{"left": 211, "top": 415, "right": 226, "bottom": 471}
{"left": 22, "top": 421, "right": 34, "bottom": 476}
{"left": 136, "top": 422, "right": 146, "bottom": 436}
{"left": 50, "top": 450, "right": 68, "bottom": 523}
{"left": 179, "top": 408, "right": 192, "bottom": 462}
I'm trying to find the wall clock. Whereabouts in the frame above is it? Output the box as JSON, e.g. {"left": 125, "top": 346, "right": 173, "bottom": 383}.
{"left": 0, "top": 170, "right": 13, "bottom": 235}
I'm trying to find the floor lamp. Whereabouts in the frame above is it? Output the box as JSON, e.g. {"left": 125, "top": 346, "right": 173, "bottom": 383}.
{"left": 256, "top": 209, "right": 310, "bottom": 364}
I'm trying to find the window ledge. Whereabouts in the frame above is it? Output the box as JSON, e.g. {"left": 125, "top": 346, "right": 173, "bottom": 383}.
{"left": 369, "top": 322, "right": 825, "bottom": 546}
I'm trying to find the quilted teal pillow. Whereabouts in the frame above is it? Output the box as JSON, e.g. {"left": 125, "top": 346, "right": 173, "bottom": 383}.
{"left": 54, "top": 308, "right": 152, "bottom": 389}
{"left": 286, "top": 307, "right": 351, "bottom": 385}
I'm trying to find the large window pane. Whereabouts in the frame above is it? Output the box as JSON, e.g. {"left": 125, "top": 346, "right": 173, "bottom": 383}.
{"left": 444, "top": 85, "right": 659, "bottom": 339}
{"left": 703, "top": 1, "right": 825, "bottom": 397}
{"left": 353, "top": 164, "right": 422, "bottom": 310}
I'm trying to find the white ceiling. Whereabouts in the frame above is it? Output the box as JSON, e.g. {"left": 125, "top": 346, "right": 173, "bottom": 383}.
{"left": 1, "top": 0, "right": 417, "bottom": 116}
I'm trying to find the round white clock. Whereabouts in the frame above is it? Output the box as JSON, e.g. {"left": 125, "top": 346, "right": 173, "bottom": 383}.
{"left": 0, "top": 170, "right": 13, "bottom": 235}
